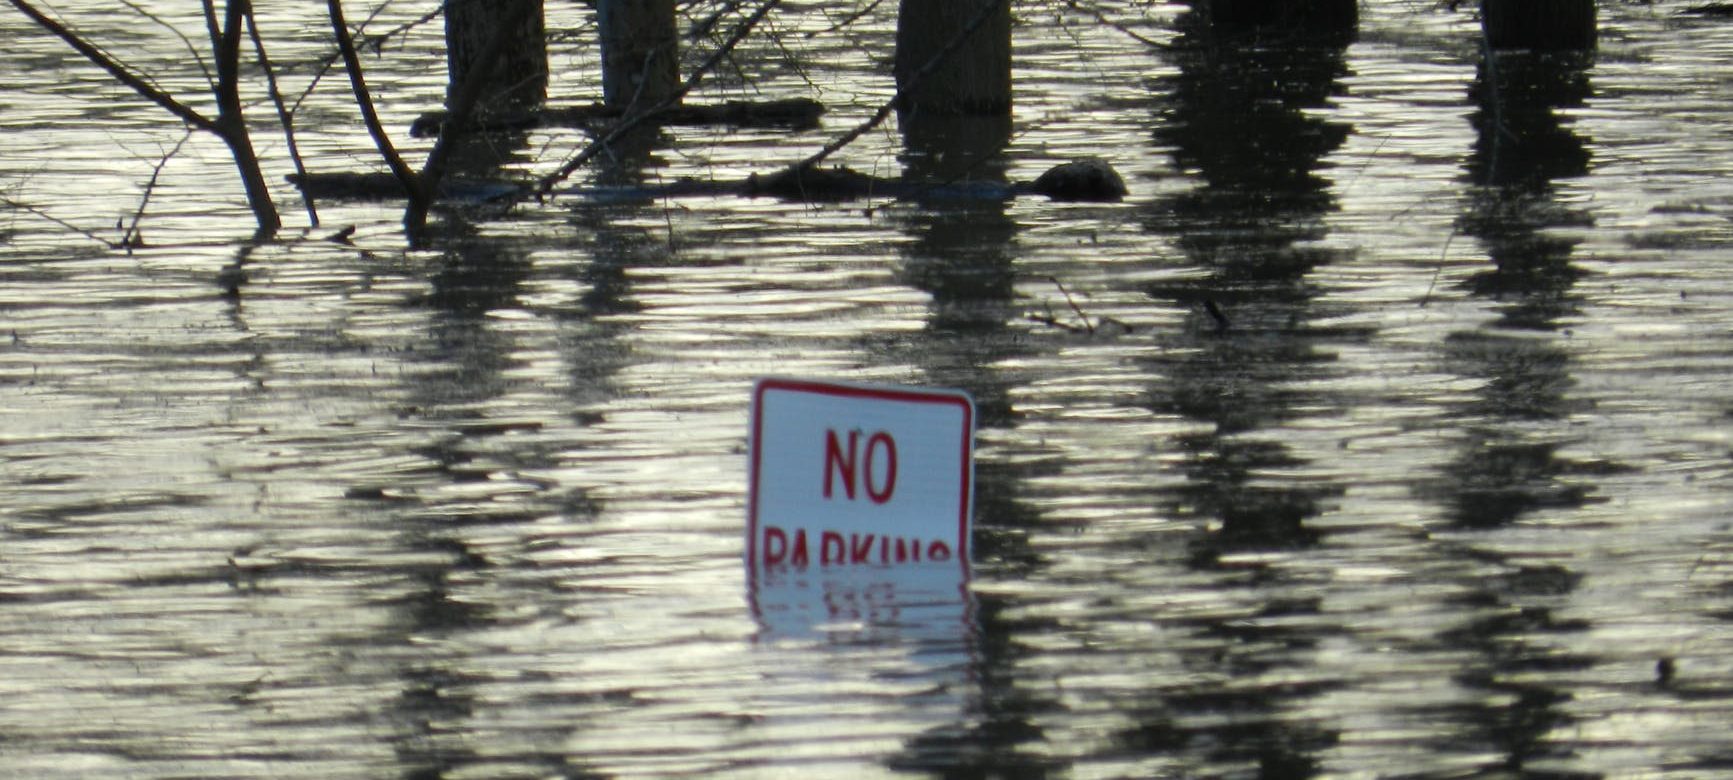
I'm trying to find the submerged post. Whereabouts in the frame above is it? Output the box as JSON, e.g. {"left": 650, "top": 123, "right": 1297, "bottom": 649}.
{"left": 598, "top": 0, "right": 679, "bottom": 110}
{"left": 893, "top": 0, "right": 1011, "bottom": 116}
{"left": 1206, "top": 0, "right": 1351, "bottom": 38}
{"left": 1205, "top": 0, "right": 1358, "bottom": 38}
{"left": 1482, "top": 0, "right": 1596, "bottom": 51}
{"left": 445, "top": 0, "right": 548, "bottom": 112}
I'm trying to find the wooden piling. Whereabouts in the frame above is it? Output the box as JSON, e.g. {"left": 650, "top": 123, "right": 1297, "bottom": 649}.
{"left": 1482, "top": 0, "right": 1596, "bottom": 51}
{"left": 445, "top": 0, "right": 548, "bottom": 112}
{"left": 894, "top": 0, "right": 1012, "bottom": 116}
{"left": 598, "top": 0, "right": 680, "bottom": 110}
{"left": 1206, "top": 0, "right": 1358, "bottom": 39}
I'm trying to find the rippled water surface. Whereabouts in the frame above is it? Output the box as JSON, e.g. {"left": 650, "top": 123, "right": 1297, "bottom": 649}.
{"left": 5, "top": 1, "right": 1733, "bottom": 777}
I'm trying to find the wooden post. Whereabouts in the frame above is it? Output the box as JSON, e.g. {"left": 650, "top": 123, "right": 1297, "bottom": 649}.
{"left": 598, "top": 0, "right": 680, "bottom": 110}
{"left": 894, "top": 0, "right": 1011, "bottom": 116}
{"left": 1482, "top": 0, "right": 1596, "bottom": 51}
{"left": 1206, "top": 0, "right": 1357, "bottom": 39}
{"left": 445, "top": 0, "right": 547, "bottom": 112}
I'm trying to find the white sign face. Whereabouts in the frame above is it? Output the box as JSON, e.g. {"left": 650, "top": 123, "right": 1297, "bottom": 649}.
{"left": 747, "top": 378, "right": 975, "bottom": 577}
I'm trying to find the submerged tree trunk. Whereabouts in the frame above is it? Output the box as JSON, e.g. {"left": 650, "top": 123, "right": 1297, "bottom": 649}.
{"left": 598, "top": 0, "right": 679, "bottom": 110}
{"left": 211, "top": 0, "right": 280, "bottom": 235}
{"left": 214, "top": 116, "right": 280, "bottom": 236}
{"left": 1482, "top": 0, "right": 1596, "bottom": 51}
{"left": 893, "top": 0, "right": 1011, "bottom": 116}
{"left": 445, "top": 0, "right": 547, "bottom": 112}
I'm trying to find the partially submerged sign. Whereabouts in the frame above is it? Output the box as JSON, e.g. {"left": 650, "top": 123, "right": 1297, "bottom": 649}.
{"left": 747, "top": 378, "right": 975, "bottom": 578}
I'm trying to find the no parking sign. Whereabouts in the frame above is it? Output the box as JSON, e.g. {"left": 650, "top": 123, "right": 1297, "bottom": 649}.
{"left": 747, "top": 378, "right": 975, "bottom": 578}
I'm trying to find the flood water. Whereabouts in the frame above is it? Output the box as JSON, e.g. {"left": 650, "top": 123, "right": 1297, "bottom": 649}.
{"left": 4, "top": 1, "right": 1733, "bottom": 777}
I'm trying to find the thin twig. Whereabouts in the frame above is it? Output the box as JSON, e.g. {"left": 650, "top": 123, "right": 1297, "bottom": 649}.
{"left": 121, "top": 130, "right": 194, "bottom": 251}
{"left": 118, "top": 0, "right": 216, "bottom": 90}
{"left": 758, "top": 13, "right": 817, "bottom": 93}
{"left": 810, "top": 0, "right": 887, "bottom": 37}
{"left": 688, "top": 0, "right": 753, "bottom": 43}
{"left": 1478, "top": 17, "right": 1518, "bottom": 177}
{"left": 610, "top": 44, "right": 670, "bottom": 118}
{"left": 1338, "top": 133, "right": 1390, "bottom": 195}
{"left": 1047, "top": 275, "right": 1094, "bottom": 335}
{"left": 1422, "top": 228, "right": 1457, "bottom": 307}
{"left": 1061, "top": 0, "right": 1168, "bottom": 50}
{"left": 1027, "top": 308, "right": 1087, "bottom": 333}
{"left": 0, "top": 191, "right": 120, "bottom": 249}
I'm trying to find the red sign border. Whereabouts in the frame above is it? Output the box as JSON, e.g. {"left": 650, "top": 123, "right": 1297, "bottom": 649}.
{"left": 747, "top": 377, "right": 975, "bottom": 573}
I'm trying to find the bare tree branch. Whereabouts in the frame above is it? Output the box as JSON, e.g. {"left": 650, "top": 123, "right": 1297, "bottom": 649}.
{"left": 0, "top": 173, "right": 121, "bottom": 248}
{"left": 324, "top": 0, "right": 542, "bottom": 232}
{"left": 7, "top": 202, "right": 122, "bottom": 248}
{"left": 326, "top": 0, "right": 423, "bottom": 204}
{"left": 286, "top": 2, "right": 444, "bottom": 118}
{"left": 213, "top": 0, "right": 246, "bottom": 104}
{"left": 687, "top": 0, "right": 753, "bottom": 43}
{"left": 246, "top": 7, "right": 318, "bottom": 226}
{"left": 8, "top": 0, "right": 279, "bottom": 234}
{"left": 200, "top": 0, "right": 223, "bottom": 61}
{"left": 534, "top": 0, "right": 783, "bottom": 197}
{"left": 209, "top": 0, "right": 280, "bottom": 235}
{"left": 5, "top": 0, "right": 215, "bottom": 132}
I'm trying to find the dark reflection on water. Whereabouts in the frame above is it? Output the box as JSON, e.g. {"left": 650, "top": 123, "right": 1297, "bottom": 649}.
{"left": 387, "top": 598, "right": 488, "bottom": 779}
{"left": 565, "top": 126, "right": 657, "bottom": 405}
{"left": 1135, "top": 11, "right": 1355, "bottom": 778}
{"left": 1437, "top": 589, "right": 1598, "bottom": 778}
{"left": 889, "top": 597, "right": 1066, "bottom": 779}
{"left": 1458, "top": 51, "right": 1594, "bottom": 331}
{"left": 344, "top": 124, "right": 601, "bottom": 777}
{"left": 894, "top": 112, "right": 1024, "bottom": 429}
{"left": 385, "top": 226, "right": 515, "bottom": 779}
{"left": 885, "top": 112, "right": 1070, "bottom": 778}
{"left": 1422, "top": 47, "right": 1603, "bottom": 778}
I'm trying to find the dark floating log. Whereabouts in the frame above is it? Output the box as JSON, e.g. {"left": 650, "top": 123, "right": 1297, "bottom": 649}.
{"left": 410, "top": 98, "right": 827, "bottom": 138}
{"left": 744, "top": 165, "right": 888, "bottom": 202}
{"left": 293, "top": 159, "right": 1129, "bottom": 205}
{"left": 668, "top": 159, "right": 1129, "bottom": 203}
{"left": 1482, "top": 0, "right": 1596, "bottom": 51}
{"left": 286, "top": 172, "right": 520, "bottom": 203}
